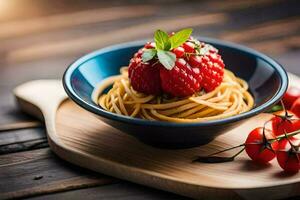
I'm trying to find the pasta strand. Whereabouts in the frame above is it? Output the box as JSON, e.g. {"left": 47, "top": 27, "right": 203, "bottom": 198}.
{"left": 93, "top": 67, "right": 254, "bottom": 123}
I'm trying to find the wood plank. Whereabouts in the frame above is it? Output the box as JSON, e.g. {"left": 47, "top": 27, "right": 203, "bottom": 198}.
{"left": 207, "top": 0, "right": 282, "bottom": 11}
{"left": 0, "top": 0, "right": 280, "bottom": 25}
{"left": 0, "top": 137, "right": 48, "bottom": 155}
{"left": 0, "top": 99, "right": 46, "bottom": 154}
{"left": 0, "top": 128, "right": 45, "bottom": 146}
{"left": 0, "top": 90, "right": 38, "bottom": 125}
{"left": 2, "top": 176, "right": 113, "bottom": 200}
{"left": 225, "top": 0, "right": 300, "bottom": 27}
{"left": 249, "top": 36, "right": 300, "bottom": 55}
{"left": 5, "top": 13, "right": 228, "bottom": 62}
{"left": 26, "top": 182, "right": 189, "bottom": 200}
{"left": 0, "top": 0, "right": 111, "bottom": 22}
{"left": 0, "top": 121, "right": 42, "bottom": 132}
{"left": 2, "top": 0, "right": 299, "bottom": 63}
{"left": 0, "top": 148, "right": 116, "bottom": 200}
{"left": 0, "top": 146, "right": 48, "bottom": 166}
{"left": 221, "top": 17, "right": 300, "bottom": 43}
{"left": 0, "top": 5, "right": 157, "bottom": 40}
{"left": 276, "top": 50, "right": 300, "bottom": 76}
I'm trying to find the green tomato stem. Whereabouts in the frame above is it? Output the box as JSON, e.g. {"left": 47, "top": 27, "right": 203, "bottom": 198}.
{"left": 268, "top": 129, "right": 300, "bottom": 143}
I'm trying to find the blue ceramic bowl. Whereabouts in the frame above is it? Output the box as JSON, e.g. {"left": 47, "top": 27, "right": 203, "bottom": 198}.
{"left": 63, "top": 38, "right": 288, "bottom": 149}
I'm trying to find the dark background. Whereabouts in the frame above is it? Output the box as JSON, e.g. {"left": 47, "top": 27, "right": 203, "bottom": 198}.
{"left": 0, "top": 0, "right": 299, "bottom": 199}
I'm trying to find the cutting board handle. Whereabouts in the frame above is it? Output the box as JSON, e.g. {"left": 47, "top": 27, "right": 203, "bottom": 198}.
{"left": 14, "top": 80, "right": 67, "bottom": 146}
{"left": 14, "top": 80, "right": 67, "bottom": 117}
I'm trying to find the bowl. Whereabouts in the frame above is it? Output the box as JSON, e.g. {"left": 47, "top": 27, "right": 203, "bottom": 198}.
{"left": 63, "top": 38, "right": 288, "bottom": 149}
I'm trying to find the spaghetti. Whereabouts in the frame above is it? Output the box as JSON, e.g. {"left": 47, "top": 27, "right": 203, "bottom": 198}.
{"left": 92, "top": 67, "right": 254, "bottom": 123}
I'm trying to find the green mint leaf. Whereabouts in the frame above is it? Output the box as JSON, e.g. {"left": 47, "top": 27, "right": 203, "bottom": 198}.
{"left": 142, "top": 49, "right": 157, "bottom": 62}
{"left": 169, "top": 28, "right": 193, "bottom": 49}
{"left": 154, "top": 29, "right": 171, "bottom": 50}
{"left": 157, "top": 50, "right": 176, "bottom": 70}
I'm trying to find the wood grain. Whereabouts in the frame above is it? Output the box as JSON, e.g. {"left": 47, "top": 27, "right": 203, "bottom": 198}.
{"left": 221, "top": 17, "right": 300, "bottom": 43}
{"left": 0, "top": 148, "right": 116, "bottom": 200}
{"left": 249, "top": 36, "right": 300, "bottom": 55}
{"left": 6, "top": 13, "right": 227, "bottom": 62}
{"left": 27, "top": 182, "right": 189, "bottom": 200}
{"left": 2, "top": 0, "right": 299, "bottom": 63}
{"left": 0, "top": 5, "right": 157, "bottom": 40}
{"left": 13, "top": 76, "right": 300, "bottom": 200}
{"left": 208, "top": 0, "right": 282, "bottom": 11}
{"left": 0, "top": 128, "right": 45, "bottom": 146}
{"left": 0, "top": 137, "right": 48, "bottom": 155}
{"left": 0, "top": 121, "right": 42, "bottom": 132}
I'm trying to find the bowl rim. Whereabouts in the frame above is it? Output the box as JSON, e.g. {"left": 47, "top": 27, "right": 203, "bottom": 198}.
{"left": 63, "top": 37, "right": 288, "bottom": 127}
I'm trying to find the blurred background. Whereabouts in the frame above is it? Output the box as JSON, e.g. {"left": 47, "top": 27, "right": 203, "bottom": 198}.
{"left": 0, "top": 0, "right": 299, "bottom": 199}
{"left": 1, "top": 0, "right": 300, "bottom": 119}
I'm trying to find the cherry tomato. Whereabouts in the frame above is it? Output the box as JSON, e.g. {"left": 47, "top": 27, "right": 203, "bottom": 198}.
{"left": 276, "top": 137, "right": 300, "bottom": 173}
{"left": 182, "top": 42, "right": 195, "bottom": 53}
{"left": 172, "top": 46, "right": 185, "bottom": 58}
{"left": 144, "top": 42, "right": 155, "bottom": 49}
{"left": 291, "top": 97, "right": 300, "bottom": 117}
{"left": 282, "top": 86, "right": 300, "bottom": 109}
{"left": 188, "top": 55, "right": 201, "bottom": 68}
{"left": 272, "top": 110, "right": 300, "bottom": 136}
{"left": 245, "top": 127, "right": 279, "bottom": 163}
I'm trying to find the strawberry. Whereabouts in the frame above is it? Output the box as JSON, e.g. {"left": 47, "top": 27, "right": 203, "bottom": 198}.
{"left": 128, "top": 28, "right": 225, "bottom": 97}
{"left": 160, "top": 58, "right": 201, "bottom": 97}
{"left": 182, "top": 42, "right": 195, "bottom": 53}
{"left": 188, "top": 42, "right": 225, "bottom": 92}
{"left": 144, "top": 42, "right": 155, "bottom": 49}
{"left": 172, "top": 46, "right": 185, "bottom": 58}
{"left": 199, "top": 54, "right": 225, "bottom": 92}
{"left": 128, "top": 51, "right": 162, "bottom": 95}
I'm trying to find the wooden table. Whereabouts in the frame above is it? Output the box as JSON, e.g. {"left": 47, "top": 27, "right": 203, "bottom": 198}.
{"left": 0, "top": 0, "right": 299, "bottom": 199}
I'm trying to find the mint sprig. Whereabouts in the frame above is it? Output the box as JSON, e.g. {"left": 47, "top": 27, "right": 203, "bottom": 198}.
{"left": 141, "top": 28, "right": 193, "bottom": 70}
{"left": 142, "top": 49, "right": 157, "bottom": 62}
{"left": 157, "top": 50, "right": 176, "bottom": 70}
{"left": 169, "top": 28, "right": 193, "bottom": 49}
{"left": 154, "top": 30, "right": 171, "bottom": 51}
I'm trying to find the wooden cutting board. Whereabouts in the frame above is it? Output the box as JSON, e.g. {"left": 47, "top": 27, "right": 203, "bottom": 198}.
{"left": 14, "top": 74, "right": 300, "bottom": 200}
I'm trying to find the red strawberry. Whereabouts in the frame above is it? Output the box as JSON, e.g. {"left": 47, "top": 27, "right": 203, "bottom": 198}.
{"left": 128, "top": 31, "right": 225, "bottom": 97}
{"left": 128, "top": 51, "right": 162, "bottom": 95}
{"left": 133, "top": 48, "right": 144, "bottom": 59}
{"left": 184, "top": 42, "right": 225, "bottom": 92}
{"left": 160, "top": 58, "right": 202, "bottom": 97}
{"left": 172, "top": 46, "right": 185, "bottom": 58}
{"left": 188, "top": 55, "right": 201, "bottom": 68}
{"left": 195, "top": 43, "right": 225, "bottom": 92}
{"left": 182, "top": 42, "right": 195, "bottom": 53}
{"left": 144, "top": 42, "right": 155, "bottom": 49}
